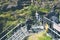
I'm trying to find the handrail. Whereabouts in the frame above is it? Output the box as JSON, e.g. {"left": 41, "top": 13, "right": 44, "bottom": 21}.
{"left": 49, "top": 27, "right": 60, "bottom": 37}
{"left": 44, "top": 17, "right": 60, "bottom": 28}
{"left": 44, "top": 17, "right": 60, "bottom": 37}
{"left": 8, "top": 29, "right": 22, "bottom": 40}
{"left": 7, "top": 25, "right": 29, "bottom": 40}
{"left": 0, "top": 22, "right": 16, "bottom": 35}
{"left": 0, "top": 21, "right": 19, "bottom": 39}
{"left": 0, "top": 22, "right": 22, "bottom": 40}
{"left": 44, "top": 17, "right": 56, "bottom": 23}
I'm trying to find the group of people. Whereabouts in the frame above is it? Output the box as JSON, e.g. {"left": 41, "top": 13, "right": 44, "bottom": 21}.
{"left": 26, "top": 11, "right": 41, "bottom": 32}
{"left": 26, "top": 9, "right": 59, "bottom": 32}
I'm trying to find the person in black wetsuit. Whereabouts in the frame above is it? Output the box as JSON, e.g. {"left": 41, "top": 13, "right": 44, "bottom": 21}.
{"left": 26, "top": 19, "right": 33, "bottom": 31}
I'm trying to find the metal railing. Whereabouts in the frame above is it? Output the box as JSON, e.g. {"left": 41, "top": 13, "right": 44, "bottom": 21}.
{"left": 43, "top": 17, "right": 60, "bottom": 37}
{"left": 0, "top": 23, "right": 16, "bottom": 38}
{"left": 8, "top": 26, "right": 29, "bottom": 40}
{"left": 0, "top": 22, "right": 26, "bottom": 40}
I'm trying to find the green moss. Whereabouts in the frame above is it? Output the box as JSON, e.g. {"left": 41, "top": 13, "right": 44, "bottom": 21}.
{"left": 27, "top": 32, "right": 52, "bottom": 40}
{"left": 39, "top": 36, "right": 52, "bottom": 40}
{"left": 39, "top": 8, "right": 50, "bottom": 13}
{"left": 38, "top": 32, "right": 52, "bottom": 40}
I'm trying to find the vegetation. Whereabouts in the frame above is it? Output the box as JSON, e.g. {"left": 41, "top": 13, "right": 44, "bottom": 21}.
{"left": 0, "top": 0, "right": 59, "bottom": 33}
{"left": 0, "top": 0, "right": 60, "bottom": 40}
{"left": 27, "top": 32, "right": 52, "bottom": 40}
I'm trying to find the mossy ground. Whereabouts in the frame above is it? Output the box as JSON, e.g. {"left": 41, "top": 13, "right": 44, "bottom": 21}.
{"left": 27, "top": 31, "right": 52, "bottom": 40}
